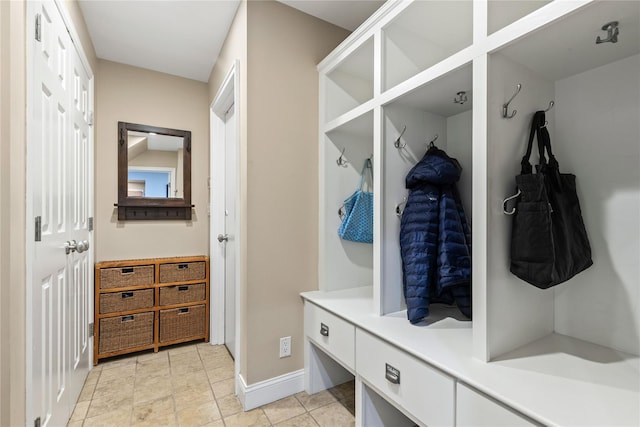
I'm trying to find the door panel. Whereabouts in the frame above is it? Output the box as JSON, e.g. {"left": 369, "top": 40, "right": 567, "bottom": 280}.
{"left": 29, "top": 1, "right": 93, "bottom": 425}
{"left": 224, "top": 105, "right": 237, "bottom": 359}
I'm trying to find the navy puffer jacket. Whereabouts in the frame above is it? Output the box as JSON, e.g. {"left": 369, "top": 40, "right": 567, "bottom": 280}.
{"left": 400, "top": 148, "right": 472, "bottom": 323}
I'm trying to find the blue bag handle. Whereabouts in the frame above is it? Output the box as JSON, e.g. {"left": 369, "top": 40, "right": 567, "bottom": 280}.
{"left": 358, "top": 158, "right": 373, "bottom": 191}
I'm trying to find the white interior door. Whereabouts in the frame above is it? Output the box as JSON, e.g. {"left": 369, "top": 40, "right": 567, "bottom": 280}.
{"left": 29, "top": 1, "right": 93, "bottom": 426}
{"left": 223, "top": 104, "right": 237, "bottom": 359}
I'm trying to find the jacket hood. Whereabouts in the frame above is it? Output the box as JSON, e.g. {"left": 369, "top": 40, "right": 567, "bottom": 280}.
{"left": 405, "top": 148, "right": 462, "bottom": 189}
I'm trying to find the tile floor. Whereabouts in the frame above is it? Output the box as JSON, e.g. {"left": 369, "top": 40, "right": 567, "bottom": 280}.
{"left": 68, "top": 342, "right": 355, "bottom": 427}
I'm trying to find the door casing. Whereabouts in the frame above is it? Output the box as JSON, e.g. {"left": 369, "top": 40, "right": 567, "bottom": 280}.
{"left": 210, "top": 60, "right": 241, "bottom": 391}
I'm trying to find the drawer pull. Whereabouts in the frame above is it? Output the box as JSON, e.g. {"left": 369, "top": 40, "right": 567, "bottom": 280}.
{"left": 320, "top": 323, "right": 329, "bottom": 337}
{"left": 385, "top": 363, "right": 400, "bottom": 385}
{"left": 178, "top": 263, "right": 189, "bottom": 269}
{"left": 121, "top": 292, "right": 134, "bottom": 298}
{"left": 121, "top": 267, "right": 134, "bottom": 274}
{"left": 178, "top": 285, "right": 189, "bottom": 291}
{"left": 121, "top": 315, "right": 135, "bottom": 322}
{"left": 178, "top": 308, "right": 189, "bottom": 314}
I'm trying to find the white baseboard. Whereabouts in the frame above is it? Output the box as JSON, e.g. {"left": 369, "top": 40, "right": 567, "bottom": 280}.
{"left": 238, "top": 369, "right": 305, "bottom": 411}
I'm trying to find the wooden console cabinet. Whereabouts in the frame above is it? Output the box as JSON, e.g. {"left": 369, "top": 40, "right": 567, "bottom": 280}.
{"left": 94, "top": 256, "right": 209, "bottom": 365}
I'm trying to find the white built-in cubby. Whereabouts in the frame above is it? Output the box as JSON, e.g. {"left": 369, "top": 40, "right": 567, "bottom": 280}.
{"left": 382, "top": 1, "right": 473, "bottom": 91}
{"left": 382, "top": 62, "right": 473, "bottom": 315}
{"left": 305, "top": 1, "right": 640, "bottom": 426}
{"left": 324, "top": 37, "right": 374, "bottom": 123}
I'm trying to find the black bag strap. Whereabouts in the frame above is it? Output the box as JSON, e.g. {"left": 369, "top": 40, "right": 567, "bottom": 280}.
{"left": 536, "top": 117, "right": 559, "bottom": 169}
{"left": 535, "top": 114, "right": 563, "bottom": 191}
{"left": 520, "top": 111, "right": 546, "bottom": 174}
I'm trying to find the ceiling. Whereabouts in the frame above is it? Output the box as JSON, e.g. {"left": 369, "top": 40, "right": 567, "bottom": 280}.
{"left": 79, "top": 0, "right": 385, "bottom": 82}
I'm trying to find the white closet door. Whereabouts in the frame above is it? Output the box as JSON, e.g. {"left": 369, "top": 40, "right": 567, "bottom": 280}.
{"left": 29, "top": 1, "right": 93, "bottom": 426}
{"left": 224, "top": 104, "right": 237, "bottom": 359}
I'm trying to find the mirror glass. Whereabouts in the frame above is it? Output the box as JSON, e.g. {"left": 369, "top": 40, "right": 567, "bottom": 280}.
{"left": 118, "top": 121, "right": 192, "bottom": 220}
{"left": 127, "top": 131, "right": 184, "bottom": 198}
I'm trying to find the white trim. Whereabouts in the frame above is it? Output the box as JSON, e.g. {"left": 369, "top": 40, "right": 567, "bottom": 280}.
{"left": 238, "top": 370, "right": 305, "bottom": 411}
{"left": 210, "top": 60, "right": 241, "bottom": 395}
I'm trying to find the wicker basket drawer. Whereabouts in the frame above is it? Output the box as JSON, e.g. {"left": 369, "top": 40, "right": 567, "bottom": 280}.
{"left": 159, "top": 305, "right": 206, "bottom": 342}
{"left": 159, "top": 261, "right": 205, "bottom": 283}
{"left": 98, "top": 312, "right": 154, "bottom": 354}
{"left": 159, "top": 283, "right": 205, "bottom": 306}
{"left": 100, "top": 265, "right": 155, "bottom": 289}
{"left": 99, "top": 289, "right": 154, "bottom": 314}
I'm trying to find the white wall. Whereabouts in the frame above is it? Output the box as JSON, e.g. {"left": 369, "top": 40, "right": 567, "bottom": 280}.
{"left": 553, "top": 54, "right": 640, "bottom": 356}
{"left": 486, "top": 53, "right": 556, "bottom": 360}
{"left": 447, "top": 110, "right": 472, "bottom": 219}
{"left": 95, "top": 60, "right": 209, "bottom": 261}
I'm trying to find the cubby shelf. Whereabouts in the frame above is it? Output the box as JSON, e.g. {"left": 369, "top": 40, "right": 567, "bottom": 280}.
{"left": 307, "top": 1, "right": 640, "bottom": 426}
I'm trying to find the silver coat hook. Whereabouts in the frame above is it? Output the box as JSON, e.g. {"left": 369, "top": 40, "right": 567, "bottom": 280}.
{"left": 336, "top": 148, "right": 348, "bottom": 167}
{"left": 394, "top": 125, "right": 407, "bottom": 149}
{"left": 596, "top": 21, "right": 619, "bottom": 44}
{"left": 395, "top": 196, "right": 407, "bottom": 218}
{"left": 544, "top": 100, "right": 554, "bottom": 112}
{"left": 502, "top": 189, "right": 521, "bottom": 215}
{"left": 454, "top": 91, "right": 468, "bottom": 105}
{"left": 427, "top": 134, "right": 438, "bottom": 149}
{"left": 502, "top": 84, "right": 522, "bottom": 119}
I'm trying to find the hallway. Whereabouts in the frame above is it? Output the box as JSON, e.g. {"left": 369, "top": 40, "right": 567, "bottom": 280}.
{"left": 68, "top": 343, "right": 355, "bottom": 426}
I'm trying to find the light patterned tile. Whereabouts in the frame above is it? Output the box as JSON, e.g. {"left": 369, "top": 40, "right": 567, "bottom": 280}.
{"left": 87, "top": 393, "right": 133, "bottom": 419}
{"left": 275, "top": 413, "right": 319, "bottom": 427}
{"left": 168, "top": 344, "right": 199, "bottom": 356}
{"left": 172, "top": 371, "right": 212, "bottom": 394}
{"left": 262, "top": 396, "right": 306, "bottom": 425}
{"left": 210, "top": 378, "right": 235, "bottom": 399}
{"left": 223, "top": 408, "right": 271, "bottom": 427}
{"left": 200, "top": 420, "right": 225, "bottom": 427}
{"left": 216, "top": 394, "right": 243, "bottom": 418}
{"left": 205, "top": 365, "right": 234, "bottom": 383}
{"left": 133, "top": 377, "right": 173, "bottom": 405}
{"left": 137, "top": 350, "right": 168, "bottom": 362}
{"left": 85, "top": 368, "right": 101, "bottom": 386}
{"left": 174, "top": 388, "right": 215, "bottom": 413}
{"left": 177, "top": 400, "right": 222, "bottom": 426}
{"left": 77, "top": 380, "right": 96, "bottom": 402}
{"left": 135, "top": 366, "right": 172, "bottom": 384}
{"left": 66, "top": 420, "right": 83, "bottom": 427}
{"left": 137, "top": 355, "right": 170, "bottom": 373}
{"left": 69, "top": 400, "right": 90, "bottom": 422}
{"left": 171, "top": 359, "right": 204, "bottom": 375}
{"left": 98, "top": 363, "right": 137, "bottom": 382}
{"left": 294, "top": 390, "right": 337, "bottom": 412}
{"left": 132, "top": 395, "right": 177, "bottom": 427}
{"left": 99, "top": 355, "right": 137, "bottom": 371}
{"left": 200, "top": 349, "right": 233, "bottom": 368}
{"left": 92, "top": 377, "right": 134, "bottom": 401}
{"left": 83, "top": 405, "right": 132, "bottom": 427}
{"left": 310, "top": 402, "right": 355, "bottom": 427}
{"left": 171, "top": 350, "right": 202, "bottom": 365}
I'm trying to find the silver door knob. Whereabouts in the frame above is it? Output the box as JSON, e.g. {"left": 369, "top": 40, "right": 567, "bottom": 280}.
{"left": 65, "top": 240, "right": 77, "bottom": 254}
{"left": 76, "top": 240, "right": 90, "bottom": 253}
{"left": 217, "top": 234, "right": 229, "bottom": 242}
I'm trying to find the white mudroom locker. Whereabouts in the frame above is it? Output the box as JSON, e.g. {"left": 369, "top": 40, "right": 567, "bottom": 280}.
{"left": 302, "top": 1, "right": 640, "bottom": 426}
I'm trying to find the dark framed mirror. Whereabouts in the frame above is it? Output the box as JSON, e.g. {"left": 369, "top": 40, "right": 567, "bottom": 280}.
{"left": 117, "top": 121, "right": 192, "bottom": 220}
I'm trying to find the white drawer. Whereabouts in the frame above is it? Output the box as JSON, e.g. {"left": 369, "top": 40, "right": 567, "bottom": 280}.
{"left": 456, "top": 383, "right": 538, "bottom": 427}
{"left": 304, "top": 302, "right": 355, "bottom": 370}
{"left": 356, "top": 329, "right": 455, "bottom": 427}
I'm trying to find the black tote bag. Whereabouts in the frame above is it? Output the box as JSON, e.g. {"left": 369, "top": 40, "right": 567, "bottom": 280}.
{"left": 510, "top": 111, "right": 593, "bottom": 289}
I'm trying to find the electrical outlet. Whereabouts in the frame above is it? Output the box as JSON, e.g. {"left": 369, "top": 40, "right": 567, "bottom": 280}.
{"left": 279, "top": 336, "right": 291, "bottom": 358}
